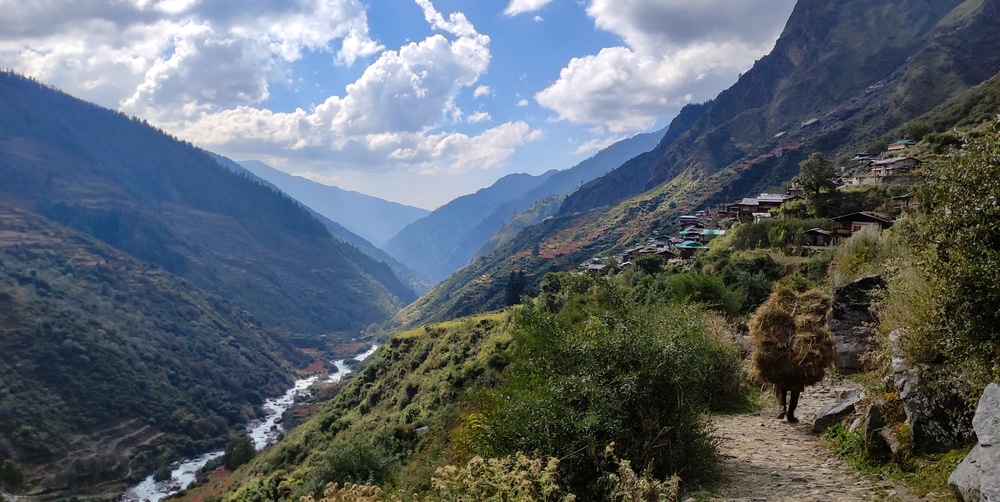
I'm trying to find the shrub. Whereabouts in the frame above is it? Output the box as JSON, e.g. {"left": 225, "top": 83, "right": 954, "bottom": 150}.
{"left": 473, "top": 281, "right": 745, "bottom": 499}
{"left": 430, "top": 453, "right": 574, "bottom": 502}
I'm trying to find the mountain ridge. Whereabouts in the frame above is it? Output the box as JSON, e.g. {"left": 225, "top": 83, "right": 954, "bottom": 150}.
{"left": 387, "top": 0, "right": 1000, "bottom": 330}
{"left": 236, "top": 160, "right": 428, "bottom": 248}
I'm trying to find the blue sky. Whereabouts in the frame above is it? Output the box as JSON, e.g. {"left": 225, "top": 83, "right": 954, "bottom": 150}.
{"left": 0, "top": 0, "right": 796, "bottom": 209}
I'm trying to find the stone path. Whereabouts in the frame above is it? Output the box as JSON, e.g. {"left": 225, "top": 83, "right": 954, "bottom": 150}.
{"left": 695, "top": 378, "right": 925, "bottom": 502}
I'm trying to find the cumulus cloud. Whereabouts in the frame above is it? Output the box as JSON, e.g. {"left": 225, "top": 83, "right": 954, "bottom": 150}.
{"left": 468, "top": 111, "right": 491, "bottom": 123}
{"left": 503, "top": 0, "right": 555, "bottom": 17}
{"left": 536, "top": 0, "right": 796, "bottom": 132}
{"left": 0, "top": 0, "right": 383, "bottom": 116}
{"left": 0, "top": 0, "right": 540, "bottom": 178}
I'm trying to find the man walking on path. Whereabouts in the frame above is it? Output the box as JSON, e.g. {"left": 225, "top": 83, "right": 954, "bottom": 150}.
{"left": 748, "top": 287, "right": 836, "bottom": 424}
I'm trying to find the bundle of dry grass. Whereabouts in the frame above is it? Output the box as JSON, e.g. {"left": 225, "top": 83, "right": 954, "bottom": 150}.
{"left": 749, "top": 287, "right": 836, "bottom": 389}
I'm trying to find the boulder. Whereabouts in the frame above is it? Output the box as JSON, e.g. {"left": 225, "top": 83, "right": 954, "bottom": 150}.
{"left": 812, "top": 390, "right": 863, "bottom": 433}
{"left": 829, "top": 275, "right": 884, "bottom": 372}
{"left": 890, "top": 329, "right": 975, "bottom": 453}
{"left": 950, "top": 383, "right": 1000, "bottom": 501}
{"left": 862, "top": 404, "right": 886, "bottom": 452}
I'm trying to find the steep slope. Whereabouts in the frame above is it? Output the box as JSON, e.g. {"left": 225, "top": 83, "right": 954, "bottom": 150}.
{"left": 0, "top": 71, "right": 415, "bottom": 339}
{"left": 383, "top": 130, "right": 663, "bottom": 283}
{"left": 389, "top": 0, "right": 1000, "bottom": 329}
{"left": 215, "top": 156, "right": 432, "bottom": 294}
{"left": 0, "top": 202, "right": 295, "bottom": 498}
{"left": 237, "top": 160, "right": 428, "bottom": 248}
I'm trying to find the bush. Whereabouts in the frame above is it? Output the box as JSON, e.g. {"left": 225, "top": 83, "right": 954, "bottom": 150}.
{"left": 473, "top": 281, "right": 745, "bottom": 499}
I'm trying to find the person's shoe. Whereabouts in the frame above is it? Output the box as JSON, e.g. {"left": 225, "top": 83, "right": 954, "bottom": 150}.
{"left": 786, "top": 414, "right": 799, "bottom": 423}
{"left": 777, "top": 406, "right": 786, "bottom": 419}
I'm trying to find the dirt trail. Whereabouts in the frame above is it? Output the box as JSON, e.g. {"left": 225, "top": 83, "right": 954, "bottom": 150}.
{"left": 697, "top": 378, "right": 925, "bottom": 502}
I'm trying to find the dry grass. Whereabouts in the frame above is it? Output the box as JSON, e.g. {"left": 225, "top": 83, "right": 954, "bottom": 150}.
{"left": 749, "top": 287, "right": 836, "bottom": 389}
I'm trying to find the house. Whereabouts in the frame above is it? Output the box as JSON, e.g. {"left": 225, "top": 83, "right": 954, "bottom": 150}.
{"left": 674, "top": 240, "right": 709, "bottom": 259}
{"left": 887, "top": 139, "right": 916, "bottom": 152}
{"left": 756, "top": 193, "right": 800, "bottom": 211}
{"left": 829, "top": 212, "right": 894, "bottom": 242}
{"left": 893, "top": 193, "right": 915, "bottom": 210}
{"left": 698, "top": 229, "right": 726, "bottom": 244}
{"left": 803, "top": 228, "right": 834, "bottom": 247}
{"left": 845, "top": 156, "right": 921, "bottom": 185}
{"left": 738, "top": 197, "right": 760, "bottom": 214}
{"left": 869, "top": 156, "right": 920, "bottom": 177}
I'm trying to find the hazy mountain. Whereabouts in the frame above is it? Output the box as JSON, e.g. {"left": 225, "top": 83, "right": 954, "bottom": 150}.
{"left": 237, "top": 160, "right": 428, "bottom": 248}
{"left": 382, "top": 129, "right": 665, "bottom": 283}
{"left": 388, "top": 0, "right": 1000, "bottom": 329}
{"left": 215, "top": 156, "right": 432, "bottom": 294}
{"left": 0, "top": 71, "right": 415, "bottom": 340}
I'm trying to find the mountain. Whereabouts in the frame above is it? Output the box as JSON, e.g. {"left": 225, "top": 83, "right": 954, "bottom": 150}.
{"left": 0, "top": 201, "right": 296, "bottom": 497}
{"left": 388, "top": 0, "right": 1000, "bottom": 329}
{"left": 382, "top": 129, "right": 664, "bottom": 283}
{"left": 0, "top": 71, "right": 415, "bottom": 340}
{"left": 214, "top": 156, "right": 432, "bottom": 294}
{"left": 236, "top": 160, "right": 429, "bottom": 248}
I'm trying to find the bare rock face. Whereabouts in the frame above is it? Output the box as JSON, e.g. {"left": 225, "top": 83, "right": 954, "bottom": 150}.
{"left": 829, "top": 275, "right": 884, "bottom": 372}
{"left": 889, "top": 329, "right": 975, "bottom": 454}
{"left": 949, "top": 383, "right": 1000, "bottom": 502}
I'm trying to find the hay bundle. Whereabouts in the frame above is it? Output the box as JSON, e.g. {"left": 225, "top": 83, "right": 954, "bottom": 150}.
{"left": 749, "top": 287, "right": 836, "bottom": 389}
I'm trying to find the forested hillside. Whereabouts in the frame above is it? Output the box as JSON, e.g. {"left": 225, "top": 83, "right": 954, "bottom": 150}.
{"left": 0, "top": 202, "right": 296, "bottom": 497}
{"left": 0, "top": 71, "right": 415, "bottom": 339}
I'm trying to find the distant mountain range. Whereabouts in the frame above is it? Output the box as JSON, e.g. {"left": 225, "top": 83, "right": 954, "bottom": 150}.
{"left": 214, "top": 156, "right": 432, "bottom": 294}
{"left": 236, "top": 160, "right": 428, "bottom": 248}
{"left": 389, "top": 0, "right": 1000, "bottom": 329}
{"left": 382, "top": 129, "right": 665, "bottom": 283}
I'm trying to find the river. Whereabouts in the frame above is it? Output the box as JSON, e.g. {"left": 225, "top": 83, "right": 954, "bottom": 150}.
{"left": 121, "top": 344, "right": 379, "bottom": 502}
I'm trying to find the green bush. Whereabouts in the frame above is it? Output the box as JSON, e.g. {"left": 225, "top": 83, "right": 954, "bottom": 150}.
{"left": 473, "top": 280, "right": 745, "bottom": 499}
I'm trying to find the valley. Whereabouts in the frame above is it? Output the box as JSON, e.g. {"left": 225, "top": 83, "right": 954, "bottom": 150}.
{"left": 1, "top": 0, "right": 999, "bottom": 500}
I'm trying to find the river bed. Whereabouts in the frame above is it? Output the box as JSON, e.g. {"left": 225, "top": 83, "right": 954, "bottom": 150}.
{"left": 121, "top": 344, "right": 379, "bottom": 502}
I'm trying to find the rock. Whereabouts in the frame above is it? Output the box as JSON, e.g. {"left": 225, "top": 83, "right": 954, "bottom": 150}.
{"left": 812, "top": 390, "right": 863, "bottom": 433}
{"left": 879, "top": 428, "right": 907, "bottom": 462}
{"left": 950, "top": 383, "right": 1000, "bottom": 501}
{"left": 862, "top": 404, "right": 886, "bottom": 453}
{"left": 829, "top": 275, "right": 884, "bottom": 372}
{"left": 973, "top": 383, "right": 1000, "bottom": 447}
{"left": 416, "top": 426, "right": 430, "bottom": 436}
{"left": 890, "top": 329, "right": 975, "bottom": 453}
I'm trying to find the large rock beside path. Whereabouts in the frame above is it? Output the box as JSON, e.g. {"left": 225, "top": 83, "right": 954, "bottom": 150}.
{"left": 829, "top": 275, "right": 884, "bottom": 372}
{"left": 950, "top": 383, "right": 1000, "bottom": 502}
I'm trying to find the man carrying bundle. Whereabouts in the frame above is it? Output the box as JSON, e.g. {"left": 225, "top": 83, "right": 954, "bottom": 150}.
{"left": 749, "top": 287, "right": 836, "bottom": 423}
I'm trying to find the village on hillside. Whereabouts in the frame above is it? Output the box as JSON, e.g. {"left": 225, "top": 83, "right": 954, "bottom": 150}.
{"left": 582, "top": 140, "right": 920, "bottom": 274}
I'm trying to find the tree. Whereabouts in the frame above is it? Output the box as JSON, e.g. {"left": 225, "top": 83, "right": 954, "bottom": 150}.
{"left": 503, "top": 270, "right": 526, "bottom": 307}
{"left": 222, "top": 434, "right": 256, "bottom": 470}
{"left": 796, "top": 152, "right": 836, "bottom": 198}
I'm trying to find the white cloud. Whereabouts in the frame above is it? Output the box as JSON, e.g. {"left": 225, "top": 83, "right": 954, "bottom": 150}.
{"left": 0, "top": 0, "right": 540, "bottom": 180}
{"left": 574, "top": 135, "right": 626, "bottom": 155}
{"left": 0, "top": 0, "right": 384, "bottom": 117}
{"left": 536, "top": 0, "right": 796, "bottom": 132}
{"left": 468, "top": 111, "right": 491, "bottom": 123}
{"left": 517, "top": 98, "right": 529, "bottom": 107}
{"left": 534, "top": 15, "right": 544, "bottom": 22}
{"left": 503, "top": 0, "right": 555, "bottom": 17}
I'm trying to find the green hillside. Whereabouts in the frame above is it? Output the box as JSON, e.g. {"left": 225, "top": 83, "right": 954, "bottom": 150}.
{"left": 0, "top": 202, "right": 296, "bottom": 497}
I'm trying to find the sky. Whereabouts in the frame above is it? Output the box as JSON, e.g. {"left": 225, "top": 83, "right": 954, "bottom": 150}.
{"left": 0, "top": 0, "right": 797, "bottom": 209}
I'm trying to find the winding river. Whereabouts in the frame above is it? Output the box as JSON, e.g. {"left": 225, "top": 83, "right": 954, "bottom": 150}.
{"left": 121, "top": 344, "right": 379, "bottom": 502}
